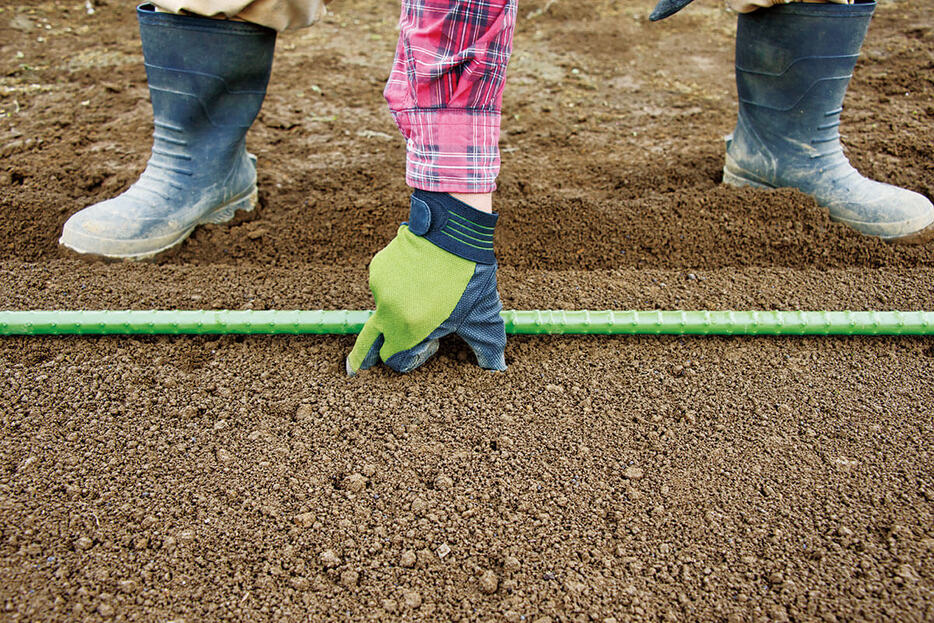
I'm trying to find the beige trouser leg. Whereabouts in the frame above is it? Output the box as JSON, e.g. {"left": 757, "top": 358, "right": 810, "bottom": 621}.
{"left": 727, "top": 0, "right": 852, "bottom": 13}
{"left": 152, "top": 0, "right": 329, "bottom": 31}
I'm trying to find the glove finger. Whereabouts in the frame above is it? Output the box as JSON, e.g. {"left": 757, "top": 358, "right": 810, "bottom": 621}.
{"left": 458, "top": 317, "right": 507, "bottom": 371}
{"left": 384, "top": 338, "right": 440, "bottom": 374}
{"left": 456, "top": 267, "right": 507, "bottom": 371}
{"left": 346, "top": 319, "right": 384, "bottom": 376}
{"left": 457, "top": 301, "right": 507, "bottom": 371}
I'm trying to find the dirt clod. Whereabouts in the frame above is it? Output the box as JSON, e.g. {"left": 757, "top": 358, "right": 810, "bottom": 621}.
{"left": 479, "top": 570, "right": 499, "bottom": 594}
{"left": 74, "top": 537, "right": 93, "bottom": 551}
{"left": 403, "top": 590, "right": 422, "bottom": 609}
{"left": 896, "top": 564, "right": 918, "bottom": 581}
{"left": 624, "top": 466, "right": 645, "bottom": 481}
{"left": 319, "top": 550, "right": 341, "bottom": 569}
{"left": 215, "top": 448, "right": 234, "bottom": 465}
{"left": 345, "top": 473, "right": 367, "bottom": 492}
{"left": 411, "top": 497, "right": 428, "bottom": 514}
{"left": 295, "top": 404, "right": 315, "bottom": 421}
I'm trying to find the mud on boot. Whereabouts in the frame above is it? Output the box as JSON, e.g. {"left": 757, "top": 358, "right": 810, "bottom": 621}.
{"left": 723, "top": 0, "right": 934, "bottom": 243}
{"left": 59, "top": 4, "right": 276, "bottom": 259}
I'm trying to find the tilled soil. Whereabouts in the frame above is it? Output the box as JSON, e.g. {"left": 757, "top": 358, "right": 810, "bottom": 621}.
{"left": 1, "top": 0, "right": 933, "bottom": 621}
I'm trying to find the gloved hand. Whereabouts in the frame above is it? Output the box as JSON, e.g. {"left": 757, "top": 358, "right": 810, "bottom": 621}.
{"left": 346, "top": 191, "right": 507, "bottom": 375}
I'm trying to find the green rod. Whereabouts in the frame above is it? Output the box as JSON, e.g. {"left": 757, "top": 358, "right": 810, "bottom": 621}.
{"left": 0, "top": 310, "right": 932, "bottom": 336}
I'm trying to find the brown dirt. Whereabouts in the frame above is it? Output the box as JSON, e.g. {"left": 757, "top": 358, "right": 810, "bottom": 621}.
{"left": 1, "top": 0, "right": 933, "bottom": 621}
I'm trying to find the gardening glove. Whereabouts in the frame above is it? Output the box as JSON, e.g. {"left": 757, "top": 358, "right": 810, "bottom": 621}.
{"left": 346, "top": 190, "right": 507, "bottom": 375}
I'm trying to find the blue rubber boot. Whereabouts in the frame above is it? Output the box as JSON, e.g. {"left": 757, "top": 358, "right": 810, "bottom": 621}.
{"left": 723, "top": 1, "right": 934, "bottom": 243}
{"left": 60, "top": 4, "right": 276, "bottom": 259}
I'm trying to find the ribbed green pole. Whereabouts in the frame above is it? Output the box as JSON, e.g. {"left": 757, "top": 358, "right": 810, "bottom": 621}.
{"left": 0, "top": 310, "right": 931, "bottom": 335}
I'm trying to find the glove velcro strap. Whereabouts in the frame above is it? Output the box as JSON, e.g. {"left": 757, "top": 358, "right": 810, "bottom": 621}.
{"left": 406, "top": 190, "right": 497, "bottom": 265}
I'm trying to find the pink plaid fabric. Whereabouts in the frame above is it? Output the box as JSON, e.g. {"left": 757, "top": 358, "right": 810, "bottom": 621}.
{"left": 384, "top": 0, "right": 517, "bottom": 193}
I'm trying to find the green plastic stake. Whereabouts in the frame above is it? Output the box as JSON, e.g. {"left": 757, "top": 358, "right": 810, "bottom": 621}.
{"left": 0, "top": 310, "right": 931, "bottom": 336}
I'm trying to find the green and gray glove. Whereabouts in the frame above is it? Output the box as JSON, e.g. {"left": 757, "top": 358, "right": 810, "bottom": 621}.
{"left": 346, "top": 190, "right": 507, "bottom": 375}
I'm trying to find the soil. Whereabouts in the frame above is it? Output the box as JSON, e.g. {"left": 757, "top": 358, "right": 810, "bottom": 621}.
{"left": 1, "top": 0, "right": 933, "bottom": 621}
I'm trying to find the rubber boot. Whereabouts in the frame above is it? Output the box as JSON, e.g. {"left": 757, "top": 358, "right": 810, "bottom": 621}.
{"left": 723, "top": 0, "right": 934, "bottom": 243}
{"left": 60, "top": 4, "right": 276, "bottom": 259}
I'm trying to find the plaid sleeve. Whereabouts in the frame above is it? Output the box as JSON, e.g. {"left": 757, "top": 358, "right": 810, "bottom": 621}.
{"left": 384, "top": 0, "right": 517, "bottom": 194}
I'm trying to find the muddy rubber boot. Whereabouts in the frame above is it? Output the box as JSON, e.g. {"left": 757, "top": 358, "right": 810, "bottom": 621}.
{"left": 723, "top": 0, "right": 934, "bottom": 243}
{"left": 60, "top": 4, "right": 276, "bottom": 259}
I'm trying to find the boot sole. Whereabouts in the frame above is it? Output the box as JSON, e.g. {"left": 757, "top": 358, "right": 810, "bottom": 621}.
{"left": 59, "top": 187, "right": 258, "bottom": 261}
{"left": 723, "top": 167, "right": 934, "bottom": 245}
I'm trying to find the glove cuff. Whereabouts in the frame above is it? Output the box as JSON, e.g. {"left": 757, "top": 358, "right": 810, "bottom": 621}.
{"left": 406, "top": 190, "right": 498, "bottom": 265}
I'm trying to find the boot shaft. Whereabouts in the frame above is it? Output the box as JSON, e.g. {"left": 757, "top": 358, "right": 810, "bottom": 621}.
{"left": 138, "top": 4, "right": 275, "bottom": 139}
{"left": 735, "top": 1, "right": 874, "bottom": 155}
{"left": 135, "top": 4, "right": 276, "bottom": 183}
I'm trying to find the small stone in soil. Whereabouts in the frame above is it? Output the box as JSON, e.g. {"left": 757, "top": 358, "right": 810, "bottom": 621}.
{"left": 340, "top": 570, "right": 359, "bottom": 588}
{"left": 400, "top": 550, "right": 416, "bottom": 567}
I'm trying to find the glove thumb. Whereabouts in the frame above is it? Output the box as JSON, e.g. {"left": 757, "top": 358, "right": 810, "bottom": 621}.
{"left": 346, "top": 319, "right": 384, "bottom": 376}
